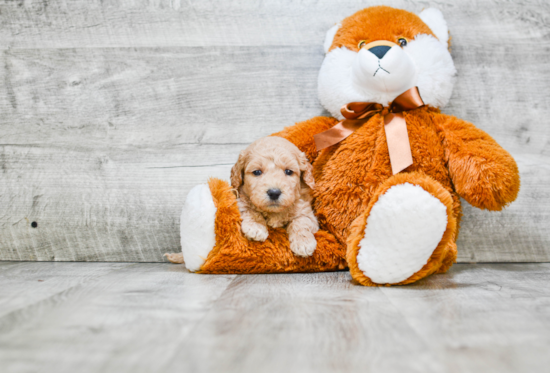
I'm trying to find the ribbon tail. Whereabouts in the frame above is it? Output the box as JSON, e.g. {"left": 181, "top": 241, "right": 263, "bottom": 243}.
{"left": 384, "top": 113, "right": 413, "bottom": 174}
{"left": 314, "top": 120, "right": 362, "bottom": 151}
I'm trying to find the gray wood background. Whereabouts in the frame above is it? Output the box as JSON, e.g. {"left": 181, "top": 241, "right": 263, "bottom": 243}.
{"left": 0, "top": 0, "right": 548, "bottom": 262}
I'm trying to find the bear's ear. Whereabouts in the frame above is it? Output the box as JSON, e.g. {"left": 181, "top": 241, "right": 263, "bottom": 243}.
{"left": 323, "top": 23, "right": 341, "bottom": 53}
{"left": 419, "top": 8, "right": 449, "bottom": 47}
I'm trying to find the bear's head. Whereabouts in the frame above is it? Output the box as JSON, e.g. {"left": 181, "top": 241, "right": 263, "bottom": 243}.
{"left": 319, "top": 6, "right": 456, "bottom": 119}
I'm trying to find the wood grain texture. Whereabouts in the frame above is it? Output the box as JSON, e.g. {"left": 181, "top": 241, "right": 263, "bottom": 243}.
{"left": 0, "top": 263, "right": 549, "bottom": 373}
{"left": 0, "top": 262, "right": 130, "bottom": 318}
{"left": 0, "top": 262, "right": 236, "bottom": 373}
{"left": 0, "top": 0, "right": 549, "bottom": 262}
{"left": 0, "top": 0, "right": 548, "bottom": 50}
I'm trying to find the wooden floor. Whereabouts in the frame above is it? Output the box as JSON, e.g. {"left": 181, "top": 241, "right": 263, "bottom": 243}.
{"left": 0, "top": 263, "right": 548, "bottom": 373}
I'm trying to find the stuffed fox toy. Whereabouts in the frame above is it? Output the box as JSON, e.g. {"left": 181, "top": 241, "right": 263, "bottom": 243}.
{"left": 167, "top": 6, "right": 520, "bottom": 286}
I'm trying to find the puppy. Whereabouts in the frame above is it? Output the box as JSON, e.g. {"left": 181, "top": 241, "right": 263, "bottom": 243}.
{"left": 231, "top": 137, "right": 319, "bottom": 257}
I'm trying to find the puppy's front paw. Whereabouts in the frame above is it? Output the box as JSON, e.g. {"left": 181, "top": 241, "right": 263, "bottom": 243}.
{"left": 290, "top": 232, "right": 317, "bottom": 257}
{"left": 241, "top": 221, "right": 269, "bottom": 242}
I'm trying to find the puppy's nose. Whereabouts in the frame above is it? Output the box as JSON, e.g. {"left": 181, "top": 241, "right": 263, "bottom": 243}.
{"left": 267, "top": 188, "right": 282, "bottom": 201}
{"left": 369, "top": 45, "right": 391, "bottom": 59}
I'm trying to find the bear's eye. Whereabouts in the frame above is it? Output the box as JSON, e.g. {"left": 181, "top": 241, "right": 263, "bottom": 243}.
{"left": 398, "top": 38, "right": 408, "bottom": 47}
{"left": 358, "top": 40, "right": 367, "bottom": 49}
{"left": 285, "top": 169, "right": 294, "bottom": 176}
{"left": 252, "top": 170, "right": 262, "bottom": 176}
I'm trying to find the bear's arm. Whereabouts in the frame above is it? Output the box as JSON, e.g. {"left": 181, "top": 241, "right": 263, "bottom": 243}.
{"left": 436, "top": 113, "right": 520, "bottom": 211}
{"left": 271, "top": 116, "right": 339, "bottom": 163}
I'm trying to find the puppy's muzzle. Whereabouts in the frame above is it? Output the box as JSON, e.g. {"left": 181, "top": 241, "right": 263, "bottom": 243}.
{"left": 267, "top": 188, "right": 282, "bottom": 201}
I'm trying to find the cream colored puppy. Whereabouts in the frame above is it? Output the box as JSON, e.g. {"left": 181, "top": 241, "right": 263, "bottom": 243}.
{"left": 231, "top": 137, "right": 319, "bottom": 257}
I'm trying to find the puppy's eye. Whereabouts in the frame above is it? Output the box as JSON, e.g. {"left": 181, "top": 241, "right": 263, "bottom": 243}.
{"left": 398, "top": 38, "right": 408, "bottom": 47}
{"left": 285, "top": 169, "right": 294, "bottom": 176}
{"left": 252, "top": 170, "right": 262, "bottom": 176}
{"left": 358, "top": 40, "right": 367, "bottom": 49}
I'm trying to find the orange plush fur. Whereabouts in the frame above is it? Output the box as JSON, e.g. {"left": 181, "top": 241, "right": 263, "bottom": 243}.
{"left": 170, "top": 6, "right": 520, "bottom": 286}
{"left": 329, "top": 6, "right": 436, "bottom": 53}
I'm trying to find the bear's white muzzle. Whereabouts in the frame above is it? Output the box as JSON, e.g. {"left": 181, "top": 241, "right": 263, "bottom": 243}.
{"left": 353, "top": 41, "right": 417, "bottom": 96}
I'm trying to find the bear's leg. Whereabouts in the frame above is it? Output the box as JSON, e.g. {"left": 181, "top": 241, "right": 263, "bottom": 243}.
{"left": 171, "top": 178, "right": 347, "bottom": 274}
{"left": 346, "top": 172, "right": 458, "bottom": 286}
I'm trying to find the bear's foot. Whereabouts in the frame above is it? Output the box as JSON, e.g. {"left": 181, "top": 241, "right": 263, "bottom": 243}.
{"left": 172, "top": 178, "right": 347, "bottom": 274}
{"left": 347, "top": 173, "right": 458, "bottom": 286}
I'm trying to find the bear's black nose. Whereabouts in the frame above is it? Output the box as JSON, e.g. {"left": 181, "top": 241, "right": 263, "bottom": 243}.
{"left": 368, "top": 45, "right": 391, "bottom": 59}
{"left": 267, "top": 189, "right": 282, "bottom": 201}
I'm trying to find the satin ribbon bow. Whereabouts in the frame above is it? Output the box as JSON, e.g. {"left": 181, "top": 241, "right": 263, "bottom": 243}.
{"left": 314, "top": 87, "right": 424, "bottom": 174}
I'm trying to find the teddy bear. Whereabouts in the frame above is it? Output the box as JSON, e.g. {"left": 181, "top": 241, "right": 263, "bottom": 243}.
{"left": 166, "top": 5, "right": 520, "bottom": 286}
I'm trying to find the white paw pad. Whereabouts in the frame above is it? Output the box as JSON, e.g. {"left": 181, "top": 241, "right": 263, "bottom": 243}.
{"left": 180, "top": 184, "right": 217, "bottom": 272}
{"left": 357, "top": 183, "right": 448, "bottom": 284}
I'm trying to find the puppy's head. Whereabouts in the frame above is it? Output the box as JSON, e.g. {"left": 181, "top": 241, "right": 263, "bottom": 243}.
{"left": 231, "top": 137, "right": 314, "bottom": 213}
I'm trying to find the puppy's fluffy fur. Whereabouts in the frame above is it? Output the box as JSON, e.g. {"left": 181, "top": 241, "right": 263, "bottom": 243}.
{"left": 231, "top": 137, "right": 319, "bottom": 257}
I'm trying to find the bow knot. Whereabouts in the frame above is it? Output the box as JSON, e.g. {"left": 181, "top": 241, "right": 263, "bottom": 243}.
{"left": 341, "top": 102, "right": 384, "bottom": 120}
{"left": 313, "top": 87, "right": 424, "bottom": 174}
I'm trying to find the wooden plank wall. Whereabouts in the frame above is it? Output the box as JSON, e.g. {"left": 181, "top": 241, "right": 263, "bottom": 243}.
{"left": 0, "top": 0, "right": 548, "bottom": 262}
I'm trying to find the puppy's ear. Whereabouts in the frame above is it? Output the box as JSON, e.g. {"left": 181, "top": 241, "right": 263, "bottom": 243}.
{"left": 297, "top": 152, "right": 315, "bottom": 189}
{"left": 230, "top": 150, "right": 248, "bottom": 190}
